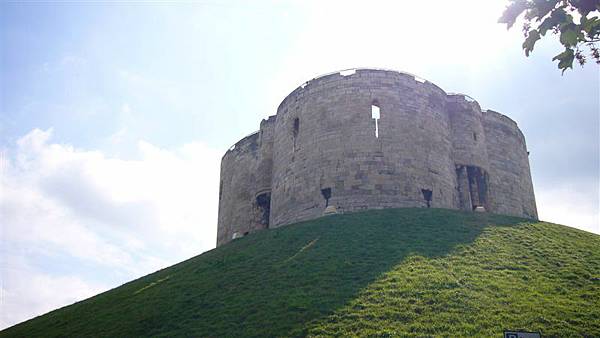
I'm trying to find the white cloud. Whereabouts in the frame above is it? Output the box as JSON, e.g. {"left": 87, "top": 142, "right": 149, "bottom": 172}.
{"left": 536, "top": 183, "right": 600, "bottom": 235}
{"left": 121, "top": 103, "right": 131, "bottom": 115}
{"left": 0, "top": 128, "right": 221, "bottom": 329}
{"left": 0, "top": 255, "right": 107, "bottom": 330}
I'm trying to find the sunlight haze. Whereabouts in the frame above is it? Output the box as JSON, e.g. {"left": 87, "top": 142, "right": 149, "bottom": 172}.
{"left": 1, "top": 0, "right": 598, "bottom": 329}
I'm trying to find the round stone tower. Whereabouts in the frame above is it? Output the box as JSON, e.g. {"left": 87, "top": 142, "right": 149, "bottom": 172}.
{"left": 217, "top": 68, "right": 537, "bottom": 246}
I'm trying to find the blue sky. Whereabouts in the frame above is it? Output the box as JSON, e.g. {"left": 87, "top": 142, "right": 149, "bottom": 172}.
{"left": 1, "top": 0, "right": 598, "bottom": 329}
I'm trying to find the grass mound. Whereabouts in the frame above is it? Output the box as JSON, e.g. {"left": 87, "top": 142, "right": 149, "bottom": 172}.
{"left": 2, "top": 208, "right": 599, "bottom": 337}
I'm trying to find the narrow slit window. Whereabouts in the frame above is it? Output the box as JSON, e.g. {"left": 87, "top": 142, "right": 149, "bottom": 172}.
{"left": 293, "top": 117, "right": 299, "bottom": 137}
{"left": 321, "top": 188, "right": 332, "bottom": 207}
{"left": 371, "top": 104, "right": 380, "bottom": 138}
{"left": 473, "top": 132, "right": 477, "bottom": 141}
{"left": 292, "top": 117, "right": 300, "bottom": 153}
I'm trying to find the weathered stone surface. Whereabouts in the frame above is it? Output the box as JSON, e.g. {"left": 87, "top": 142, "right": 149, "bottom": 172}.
{"left": 216, "top": 69, "right": 537, "bottom": 246}
{"left": 323, "top": 205, "right": 338, "bottom": 215}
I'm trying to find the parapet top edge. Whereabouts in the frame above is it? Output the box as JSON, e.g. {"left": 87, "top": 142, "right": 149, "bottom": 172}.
{"left": 483, "top": 109, "right": 527, "bottom": 144}
{"left": 447, "top": 92, "right": 478, "bottom": 103}
{"left": 277, "top": 68, "right": 447, "bottom": 112}
{"left": 309, "top": 67, "right": 427, "bottom": 84}
{"left": 223, "top": 115, "right": 277, "bottom": 158}
{"left": 223, "top": 130, "right": 260, "bottom": 157}
{"left": 484, "top": 109, "right": 519, "bottom": 127}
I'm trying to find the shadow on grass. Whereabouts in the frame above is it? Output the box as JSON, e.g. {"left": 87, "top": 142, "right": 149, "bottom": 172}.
{"left": 0, "top": 208, "right": 528, "bottom": 338}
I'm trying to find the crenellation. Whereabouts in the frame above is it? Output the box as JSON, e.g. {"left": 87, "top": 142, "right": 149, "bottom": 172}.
{"left": 216, "top": 68, "right": 538, "bottom": 246}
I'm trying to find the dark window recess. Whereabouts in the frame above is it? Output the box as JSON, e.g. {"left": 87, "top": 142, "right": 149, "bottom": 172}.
{"left": 321, "top": 188, "right": 332, "bottom": 207}
{"left": 256, "top": 192, "right": 271, "bottom": 228}
{"left": 293, "top": 118, "right": 299, "bottom": 137}
{"left": 473, "top": 132, "right": 477, "bottom": 141}
{"left": 456, "top": 165, "right": 489, "bottom": 211}
{"left": 219, "top": 181, "right": 223, "bottom": 200}
{"left": 421, "top": 189, "right": 433, "bottom": 208}
{"left": 467, "top": 166, "right": 488, "bottom": 210}
{"left": 292, "top": 117, "right": 300, "bottom": 152}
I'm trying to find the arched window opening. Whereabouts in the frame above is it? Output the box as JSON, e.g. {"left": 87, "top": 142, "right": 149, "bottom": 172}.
{"left": 256, "top": 192, "right": 271, "bottom": 229}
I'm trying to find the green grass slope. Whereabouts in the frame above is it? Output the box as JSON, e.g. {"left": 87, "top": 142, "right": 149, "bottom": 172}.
{"left": 2, "top": 208, "right": 599, "bottom": 337}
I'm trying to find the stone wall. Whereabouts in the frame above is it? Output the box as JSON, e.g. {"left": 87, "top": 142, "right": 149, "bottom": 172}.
{"left": 483, "top": 110, "right": 537, "bottom": 219}
{"left": 216, "top": 69, "right": 537, "bottom": 246}
{"left": 217, "top": 116, "right": 275, "bottom": 246}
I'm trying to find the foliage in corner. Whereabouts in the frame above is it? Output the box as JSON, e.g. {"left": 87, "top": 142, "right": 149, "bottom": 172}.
{"left": 499, "top": 0, "right": 600, "bottom": 73}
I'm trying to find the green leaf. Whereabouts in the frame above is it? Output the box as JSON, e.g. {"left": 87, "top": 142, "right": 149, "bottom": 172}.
{"left": 582, "top": 15, "right": 600, "bottom": 39}
{"left": 551, "top": 8, "right": 568, "bottom": 25}
{"left": 552, "top": 48, "right": 575, "bottom": 74}
{"left": 522, "top": 30, "right": 541, "bottom": 56}
{"left": 535, "top": 0, "right": 561, "bottom": 19}
{"left": 559, "top": 28, "right": 579, "bottom": 47}
{"left": 575, "top": 0, "right": 599, "bottom": 15}
{"left": 537, "top": 7, "right": 569, "bottom": 36}
{"left": 499, "top": 0, "right": 528, "bottom": 28}
{"left": 538, "top": 16, "right": 556, "bottom": 36}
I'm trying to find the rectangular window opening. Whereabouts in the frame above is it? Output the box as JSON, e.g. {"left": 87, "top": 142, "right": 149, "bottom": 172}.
{"left": 371, "top": 104, "right": 380, "bottom": 138}
{"left": 421, "top": 189, "right": 432, "bottom": 208}
{"left": 466, "top": 166, "right": 488, "bottom": 211}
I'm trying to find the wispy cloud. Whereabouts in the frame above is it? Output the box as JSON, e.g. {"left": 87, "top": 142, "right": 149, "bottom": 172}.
{"left": 1, "top": 128, "right": 221, "bottom": 328}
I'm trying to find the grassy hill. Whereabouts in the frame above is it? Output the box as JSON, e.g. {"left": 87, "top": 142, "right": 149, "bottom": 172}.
{"left": 2, "top": 208, "right": 599, "bottom": 337}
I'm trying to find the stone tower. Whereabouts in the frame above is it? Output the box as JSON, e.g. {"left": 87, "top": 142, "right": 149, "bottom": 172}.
{"left": 217, "top": 69, "right": 537, "bottom": 246}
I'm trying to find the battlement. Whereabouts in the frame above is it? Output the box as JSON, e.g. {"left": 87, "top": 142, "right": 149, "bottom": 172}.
{"left": 277, "top": 68, "right": 446, "bottom": 113}
{"left": 484, "top": 109, "right": 518, "bottom": 127}
{"left": 217, "top": 69, "right": 537, "bottom": 246}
